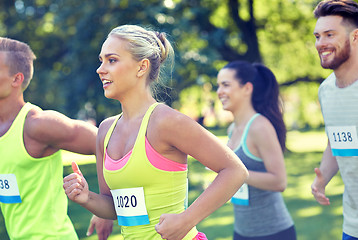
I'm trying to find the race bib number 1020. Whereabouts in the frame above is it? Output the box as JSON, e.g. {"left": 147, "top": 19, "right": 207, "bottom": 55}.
{"left": 111, "top": 187, "right": 149, "bottom": 226}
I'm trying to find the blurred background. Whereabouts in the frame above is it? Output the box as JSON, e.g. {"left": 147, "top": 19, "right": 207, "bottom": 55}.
{"left": 0, "top": 0, "right": 341, "bottom": 239}
{"left": 0, "top": 0, "right": 331, "bottom": 130}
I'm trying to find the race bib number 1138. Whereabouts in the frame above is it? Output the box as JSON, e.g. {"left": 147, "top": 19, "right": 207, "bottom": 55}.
{"left": 0, "top": 174, "right": 22, "bottom": 204}
{"left": 327, "top": 126, "right": 358, "bottom": 156}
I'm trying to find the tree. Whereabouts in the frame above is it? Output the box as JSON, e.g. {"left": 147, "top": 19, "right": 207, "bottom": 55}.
{"left": 1, "top": 0, "right": 329, "bottom": 128}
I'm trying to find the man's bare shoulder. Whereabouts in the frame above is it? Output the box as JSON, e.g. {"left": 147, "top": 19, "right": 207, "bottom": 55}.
{"left": 26, "top": 108, "right": 65, "bottom": 130}
{"left": 24, "top": 108, "right": 79, "bottom": 142}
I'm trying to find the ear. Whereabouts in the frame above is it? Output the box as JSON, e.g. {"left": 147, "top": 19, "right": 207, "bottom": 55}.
{"left": 243, "top": 82, "right": 253, "bottom": 95}
{"left": 352, "top": 29, "right": 358, "bottom": 43}
{"left": 137, "top": 59, "right": 150, "bottom": 78}
{"left": 11, "top": 73, "right": 24, "bottom": 88}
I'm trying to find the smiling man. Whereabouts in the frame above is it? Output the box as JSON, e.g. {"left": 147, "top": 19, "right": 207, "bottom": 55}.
{"left": 310, "top": 1, "right": 358, "bottom": 240}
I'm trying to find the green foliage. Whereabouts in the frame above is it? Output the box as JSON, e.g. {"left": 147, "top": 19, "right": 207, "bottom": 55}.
{"left": 0, "top": 0, "right": 332, "bottom": 128}
{"left": 255, "top": 0, "right": 329, "bottom": 82}
{"left": 282, "top": 82, "right": 324, "bottom": 130}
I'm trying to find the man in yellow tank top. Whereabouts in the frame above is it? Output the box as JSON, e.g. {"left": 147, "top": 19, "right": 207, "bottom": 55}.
{"left": 0, "top": 37, "right": 113, "bottom": 239}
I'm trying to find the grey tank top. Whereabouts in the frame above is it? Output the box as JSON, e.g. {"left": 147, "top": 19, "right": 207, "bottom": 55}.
{"left": 230, "top": 114, "right": 294, "bottom": 237}
{"left": 319, "top": 73, "right": 358, "bottom": 237}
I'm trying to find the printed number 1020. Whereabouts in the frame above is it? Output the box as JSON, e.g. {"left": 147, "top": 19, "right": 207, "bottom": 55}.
{"left": 116, "top": 195, "right": 137, "bottom": 208}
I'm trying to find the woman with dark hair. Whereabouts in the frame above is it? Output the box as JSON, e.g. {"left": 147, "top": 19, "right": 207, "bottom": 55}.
{"left": 217, "top": 61, "right": 296, "bottom": 240}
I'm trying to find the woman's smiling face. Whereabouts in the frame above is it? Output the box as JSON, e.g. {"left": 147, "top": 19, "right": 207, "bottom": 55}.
{"left": 217, "top": 68, "right": 247, "bottom": 113}
{"left": 97, "top": 36, "right": 141, "bottom": 100}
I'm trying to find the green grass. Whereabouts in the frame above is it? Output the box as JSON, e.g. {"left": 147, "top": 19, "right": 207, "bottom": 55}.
{"left": 0, "top": 129, "right": 344, "bottom": 239}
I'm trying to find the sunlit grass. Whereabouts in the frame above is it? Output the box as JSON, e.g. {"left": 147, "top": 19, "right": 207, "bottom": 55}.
{"left": 202, "top": 215, "right": 233, "bottom": 227}
{"left": 83, "top": 234, "right": 124, "bottom": 240}
{"left": 0, "top": 128, "right": 344, "bottom": 240}
{"left": 62, "top": 151, "right": 95, "bottom": 166}
{"left": 286, "top": 129, "right": 327, "bottom": 152}
{"left": 296, "top": 206, "right": 323, "bottom": 218}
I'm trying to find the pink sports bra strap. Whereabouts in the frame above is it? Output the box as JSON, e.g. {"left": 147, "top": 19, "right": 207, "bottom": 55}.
{"left": 105, "top": 138, "right": 187, "bottom": 171}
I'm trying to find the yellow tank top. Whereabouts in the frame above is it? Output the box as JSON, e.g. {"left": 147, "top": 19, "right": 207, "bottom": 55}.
{"left": 103, "top": 103, "right": 198, "bottom": 239}
{"left": 0, "top": 102, "right": 78, "bottom": 239}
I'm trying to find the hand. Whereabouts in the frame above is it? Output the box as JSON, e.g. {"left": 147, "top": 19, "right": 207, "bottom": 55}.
{"left": 155, "top": 213, "right": 192, "bottom": 240}
{"left": 311, "top": 168, "right": 330, "bottom": 205}
{"left": 63, "top": 161, "right": 89, "bottom": 204}
{"left": 87, "top": 215, "right": 113, "bottom": 240}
